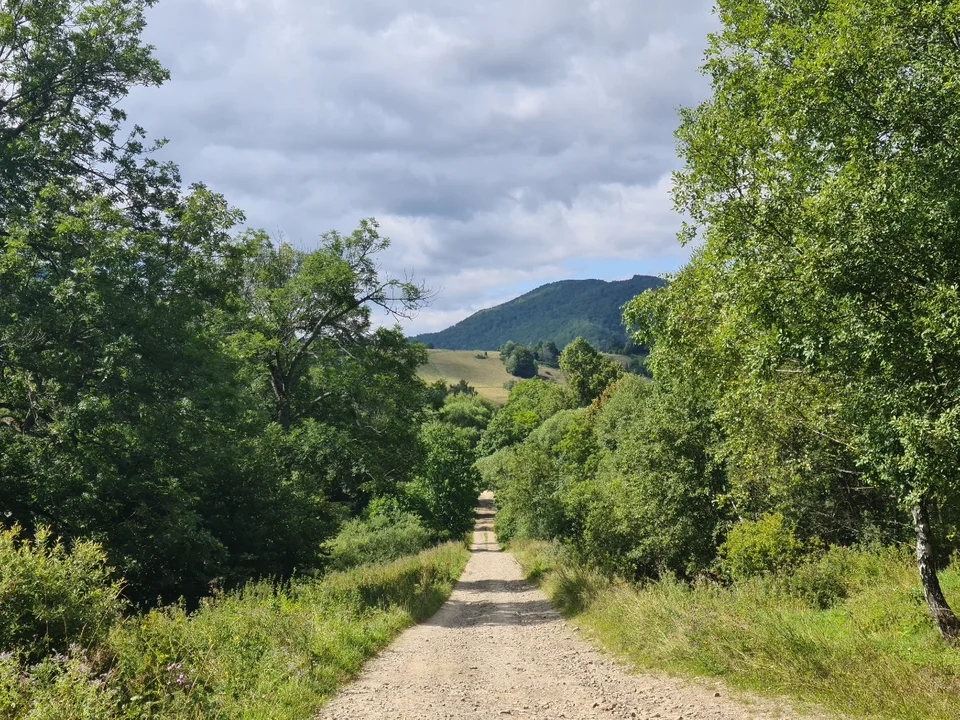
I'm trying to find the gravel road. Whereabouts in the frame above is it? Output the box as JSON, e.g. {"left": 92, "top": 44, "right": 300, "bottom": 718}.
{"left": 317, "top": 493, "right": 820, "bottom": 720}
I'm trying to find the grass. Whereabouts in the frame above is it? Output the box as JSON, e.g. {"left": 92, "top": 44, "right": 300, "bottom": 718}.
{"left": 418, "top": 349, "right": 566, "bottom": 404}
{"left": 1, "top": 542, "right": 470, "bottom": 719}
{"left": 511, "top": 538, "right": 960, "bottom": 720}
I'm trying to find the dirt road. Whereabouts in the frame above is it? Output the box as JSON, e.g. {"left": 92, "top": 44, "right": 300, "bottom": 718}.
{"left": 317, "top": 493, "right": 817, "bottom": 720}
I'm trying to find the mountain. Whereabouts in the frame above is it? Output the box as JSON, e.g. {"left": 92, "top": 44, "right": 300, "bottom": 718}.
{"left": 412, "top": 275, "right": 666, "bottom": 351}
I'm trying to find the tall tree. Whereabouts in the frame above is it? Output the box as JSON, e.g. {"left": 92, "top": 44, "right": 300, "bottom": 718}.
{"left": 236, "top": 221, "right": 428, "bottom": 428}
{"left": 0, "top": 0, "right": 176, "bottom": 223}
{"left": 560, "top": 338, "right": 624, "bottom": 407}
{"left": 648, "top": 0, "right": 960, "bottom": 640}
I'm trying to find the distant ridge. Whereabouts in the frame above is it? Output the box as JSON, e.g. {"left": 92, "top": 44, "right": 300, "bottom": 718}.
{"left": 412, "top": 275, "right": 666, "bottom": 351}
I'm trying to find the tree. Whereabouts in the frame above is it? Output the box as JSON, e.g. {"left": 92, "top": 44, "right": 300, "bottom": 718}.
{"left": 477, "top": 379, "right": 572, "bottom": 455}
{"left": 499, "top": 341, "right": 519, "bottom": 363}
{"left": 448, "top": 379, "right": 478, "bottom": 396}
{"left": 405, "top": 422, "right": 480, "bottom": 538}
{"left": 559, "top": 338, "right": 624, "bottom": 406}
{"left": 535, "top": 341, "right": 561, "bottom": 367}
{"left": 0, "top": 0, "right": 178, "bottom": 226}
{"left": 647, "top": 0, "right": 960, "bottom": 640}
{"left": 234, "top": 220, "right": 429, "bottom": 428}
{"left": 505, "top": 347, "right": 538, "bottom": 378}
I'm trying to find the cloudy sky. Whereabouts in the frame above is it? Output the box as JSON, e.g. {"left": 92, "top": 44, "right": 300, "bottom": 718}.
{"left": 126, "top": 0, "right": 717, "bottom": 334}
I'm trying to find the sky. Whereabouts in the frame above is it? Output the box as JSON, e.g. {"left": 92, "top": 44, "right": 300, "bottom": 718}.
{"left": 125, "top": 0, "right": 718, "bottom": 334}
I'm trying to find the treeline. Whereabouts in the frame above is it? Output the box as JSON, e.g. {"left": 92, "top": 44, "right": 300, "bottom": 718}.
{"left": 486, "top": 0, "right": 960, "bottom": 642}
{"left": 498, "top": 338, "right": 644, "bottom": 379}
{"left": 0, "top": 0, "right": 480, "bottom": 608}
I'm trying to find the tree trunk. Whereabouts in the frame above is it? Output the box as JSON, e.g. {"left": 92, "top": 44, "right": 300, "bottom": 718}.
{"left": 912, "top": 498, "right": 960, "bottom": 643}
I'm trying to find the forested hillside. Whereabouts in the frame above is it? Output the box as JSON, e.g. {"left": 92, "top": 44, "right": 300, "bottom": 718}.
{"left": 412, "top": 275, "right": 665, "bottom": 351}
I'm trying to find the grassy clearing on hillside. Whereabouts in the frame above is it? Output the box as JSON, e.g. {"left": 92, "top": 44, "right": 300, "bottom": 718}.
{"left": 511, "top": 539, "right": 960, "bottom": 720}
{"left": 419, "top": 350, "right": 566, "bottom": 404}
{"left": 1, "top": 542, "right": 469, "bottom": 719}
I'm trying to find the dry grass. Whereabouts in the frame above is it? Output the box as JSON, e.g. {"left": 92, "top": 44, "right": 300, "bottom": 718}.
{"left": 418, "top": 350, "right": 566, "bottom": 404}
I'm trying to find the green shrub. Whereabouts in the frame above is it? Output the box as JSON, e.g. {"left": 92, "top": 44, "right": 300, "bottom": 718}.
{"left": 324, "top": 511, "right": 433, "bottom": 571}
{"left": 0, "top": 526, "right": 123, "bottom": 660}
{"left": 106, "top": 542, "right": 469, "bottom": 719}
{"left": 719, "top": 513, "right": 805, "bottom": 581}
{"left": 0, "top": 647, "right": 121, "bottom": 720}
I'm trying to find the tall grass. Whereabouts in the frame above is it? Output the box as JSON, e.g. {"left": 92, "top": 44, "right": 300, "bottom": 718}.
{"left": 512, "top": 539, "right": 960, "bottom": 720}
{"left": 1, "top": 541, "right": 469, "bottom": 719}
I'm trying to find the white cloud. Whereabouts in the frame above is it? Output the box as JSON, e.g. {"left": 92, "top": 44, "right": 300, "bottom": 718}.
{"left": 126, "top": 0, "right": 716, "bottom": 333}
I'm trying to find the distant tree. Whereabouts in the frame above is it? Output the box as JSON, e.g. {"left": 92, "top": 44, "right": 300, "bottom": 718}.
{"left": 560, "top": 338, "right": 624, "bottom": 406}
{"left": 448, "top": 379, "right": 478, "bottom": 396}
{"left": 425, "top": 380, "right": 450, "bottom": 410}
{"left": 535, "top": 341, "right": 561, "bottom": 368}
{"left": 505, "top": 347, "right": 538, "bottom": 379}
{"left": 499, "top": 341, "right": 520, "bottom": 363}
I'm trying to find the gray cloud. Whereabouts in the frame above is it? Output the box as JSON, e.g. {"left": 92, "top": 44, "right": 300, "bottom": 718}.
{"left": 126, "top": 0, "right": 716, "bottom": 333}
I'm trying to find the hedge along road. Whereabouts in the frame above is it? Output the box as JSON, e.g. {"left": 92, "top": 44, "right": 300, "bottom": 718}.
{"left": 316, "top": 492, "right": 825, "bottom": 720}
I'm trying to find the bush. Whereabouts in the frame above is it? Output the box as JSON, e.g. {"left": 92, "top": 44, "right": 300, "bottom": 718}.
{"left": 718, "top": 513, "right": 806, "bottom": 582}
{"left": 0, "top": 526, "right": 123, "bottom": 660}
{"left": 107, "top": 543, "right": 470, "bottom": 719}
{"left": 0, "top": 647, "right": 121, "bottom": 720}
{"left": 323, "top": 511, "right": 433, "bottom": 571}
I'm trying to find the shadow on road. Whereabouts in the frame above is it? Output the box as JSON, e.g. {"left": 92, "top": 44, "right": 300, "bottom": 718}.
{"left": 423, "top": 492, "right": 558, "bottom": 628}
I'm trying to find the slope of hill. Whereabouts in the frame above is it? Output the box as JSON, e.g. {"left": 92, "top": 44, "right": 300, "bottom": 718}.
{"left": 419, "top": 350, "right": 566, "bottom": 404}
{"left": 412, "top": 275, "right": 665, "bottom": 351}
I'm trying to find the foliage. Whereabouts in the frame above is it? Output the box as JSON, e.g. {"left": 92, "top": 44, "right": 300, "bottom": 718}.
{"left": 436, "top": 394, "right": 496, "bottom": 447}
{"left": 559, "top": 337, "right": 624, "bottom": 406}
{"left": 0, "top": 0, "right": 173, "bottom": 221}
{"left": 620, "top": 0, "right": 960, "bottom": 638}
{"left": 477, "top": 380, "right": 573, "bottom": 456}
{"left": 491, "top": 409, "right": 586, "bottom": 544}
{"left": 322, "top": 509, "right": 432, "bottom": 571}
{"left": 405, "top": 422, "right": 480, "bottom": 539}
{"left": 534, "top": 341, "right": 560, "bottom": 367}
{"left": 503, "top": 345, "right": 538, "bottom": 379}
{"left": 447, "top": 379, "right": 477, "bottom": 396}
{"left": 0, "top": 0, "right": 436, "bottom": 605}
{"left": 413, "top": 275, "right": 664, "bottom": 351}
{"left": 490, "top": 374, "right": 723, "bottom": 580}
{"left": 0, "top": 526, "right": 123, "bottom": 662}
{"left": 0, "top": 542, "right": 469, "bottom": 720}
{"left": 718, "top": 513, "right": 806, "bottom": 582}
{"left": 234, "top": 223, "right": 428, "bottom": 428}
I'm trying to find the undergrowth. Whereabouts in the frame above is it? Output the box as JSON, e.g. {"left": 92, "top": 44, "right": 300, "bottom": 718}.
{"left": 0, "top": 529, "right": 469, "bottom": 720}
{"left": 511, "top": 538, "right": 960, "bottom": 720}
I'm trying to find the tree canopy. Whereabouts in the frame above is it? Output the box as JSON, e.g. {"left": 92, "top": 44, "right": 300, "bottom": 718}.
{"left": 0, "top": 0, "right": 479, "bottom": 606}
{"left": 626, "top": 0, "right": 960, "bottom": 640}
